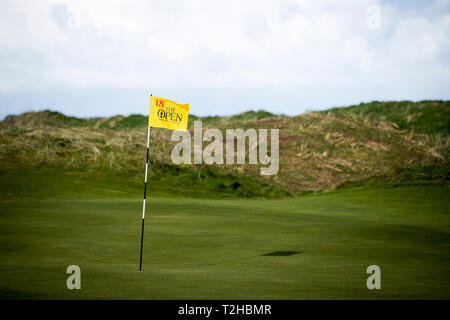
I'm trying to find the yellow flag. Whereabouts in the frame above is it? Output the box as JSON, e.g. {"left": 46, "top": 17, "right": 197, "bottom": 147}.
{"left": 148, "top": 96, "right": 189, "bottom": 131}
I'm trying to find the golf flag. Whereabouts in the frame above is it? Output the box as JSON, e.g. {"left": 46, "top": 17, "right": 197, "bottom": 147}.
{"left": 148, "top": 96, "right": 189, "bottom": 131}
{"left": 140, "top": 94, "right": 190, "bottom": 271}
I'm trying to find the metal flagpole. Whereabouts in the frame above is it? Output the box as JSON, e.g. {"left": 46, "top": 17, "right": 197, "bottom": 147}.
{"left": 139, "top": 94, "right": 152, "bottom": 271}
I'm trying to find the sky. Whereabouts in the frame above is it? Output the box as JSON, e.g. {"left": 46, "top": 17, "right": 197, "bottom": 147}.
{"left": 0, "top": 0, "right": 449, "bottom": 119}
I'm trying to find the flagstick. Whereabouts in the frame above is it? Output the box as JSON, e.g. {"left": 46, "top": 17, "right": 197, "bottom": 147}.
{"left": 140, "top": 103, "right": 152, "bottom": 271}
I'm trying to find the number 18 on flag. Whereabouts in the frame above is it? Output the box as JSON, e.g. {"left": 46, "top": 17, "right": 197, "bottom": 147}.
{"left": 148, "top": 96, "right": 189, "bottom": 131}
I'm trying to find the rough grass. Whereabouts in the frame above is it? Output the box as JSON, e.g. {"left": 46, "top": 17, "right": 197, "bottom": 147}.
{"left": 0, "top": 101, "right": 448, "bottom": 197}
{"left": 325, "top": 100, "right": 450, "bottom": 135}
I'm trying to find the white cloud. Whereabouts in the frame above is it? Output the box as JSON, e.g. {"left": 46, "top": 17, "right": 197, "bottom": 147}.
{"left": 0, "top": 0, "right": 449, "bottom": 117}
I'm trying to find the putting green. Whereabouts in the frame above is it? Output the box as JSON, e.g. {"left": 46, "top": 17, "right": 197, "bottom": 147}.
{"left": 0, "top": 171, "right": 449, "bottom": 299}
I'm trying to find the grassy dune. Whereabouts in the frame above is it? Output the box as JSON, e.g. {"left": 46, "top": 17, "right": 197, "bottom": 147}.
{"left": 326, "top": 100, "right": 450, "bottom": 135}
{"left": 1, "top": 101, "right": 448, "bottom": 196}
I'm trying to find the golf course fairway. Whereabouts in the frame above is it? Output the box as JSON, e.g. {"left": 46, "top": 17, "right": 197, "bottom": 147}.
{"left": 0, "top": 170, "right": 449, "bottom": 299}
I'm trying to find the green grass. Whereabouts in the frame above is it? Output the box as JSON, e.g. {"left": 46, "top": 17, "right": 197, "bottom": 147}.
{"left": 0, "top": 169, "right": 449, "bottom": 299}
{"left": 1, "top": 101, "right": 448, "bottom": 299}
{"left": 0, "top": 166, "right": 290, "bottom": 200}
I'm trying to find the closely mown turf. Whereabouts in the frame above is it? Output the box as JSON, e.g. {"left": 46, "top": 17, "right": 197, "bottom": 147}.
{"left": 0, "top": 169, "right": 449, "bottom": 299}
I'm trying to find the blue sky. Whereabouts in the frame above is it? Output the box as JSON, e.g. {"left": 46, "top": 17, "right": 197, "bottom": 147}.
{"left": 1, "top": 0, "right": 449, "bottom": 119}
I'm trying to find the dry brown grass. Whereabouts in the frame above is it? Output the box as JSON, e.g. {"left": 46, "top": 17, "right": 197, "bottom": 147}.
{"left": 1, "top": 109, "right": 448, "bottom": 193}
